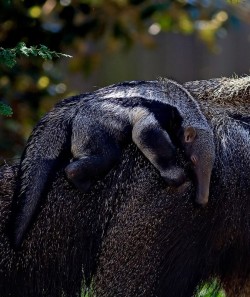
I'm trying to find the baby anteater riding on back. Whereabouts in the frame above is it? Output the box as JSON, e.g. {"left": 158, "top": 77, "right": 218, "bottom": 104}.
{"left": 9, "top": 79, "right": 215, "bottom": 248}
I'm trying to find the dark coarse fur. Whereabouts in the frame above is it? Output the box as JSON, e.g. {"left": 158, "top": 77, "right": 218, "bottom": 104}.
{"left": 11, "top": 78, "right": 215, "bottom": 248}
{"left": 0, "top": 76, "right": 250, "bottom": 297}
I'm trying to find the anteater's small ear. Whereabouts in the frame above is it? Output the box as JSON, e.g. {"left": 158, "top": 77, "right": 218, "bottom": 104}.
{"left": 184, "top": 127, "right": 197, "bottom": 143}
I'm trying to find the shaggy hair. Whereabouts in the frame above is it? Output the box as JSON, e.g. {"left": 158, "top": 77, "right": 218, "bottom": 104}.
{"left": 94, "top": 113, "right": 250, "bottom": 297}
{"left": 0, "top": 76, "right": 250, "bottom": 297}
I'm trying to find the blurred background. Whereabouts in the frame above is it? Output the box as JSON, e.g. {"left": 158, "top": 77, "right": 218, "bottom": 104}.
{"left": 1, "top": 0, "right": 250, "bottom": 161}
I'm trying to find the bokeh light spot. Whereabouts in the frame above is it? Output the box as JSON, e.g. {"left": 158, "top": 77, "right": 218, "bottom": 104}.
{"left": 0, "top": 76, "right": 10, "bottom": 87}
{"left": 148, "top": 23, "right": 161, "bottom": 35}
{"left": 215, "top": 11, "right": 228, "bottom": 22}
{"left": 60, "top": 0, "right": 71, "bottom": 6}
{"left": 42, "top": 61, "right": 54, "bottom": 71}
{"left": 38, "top": 76, "right": 50, "bottom": 89}
{"left": 55, "top": 83, "right": 67, "bottom": 94}
{"left": 29, "top": 6, "right": 42, "bottom": 18}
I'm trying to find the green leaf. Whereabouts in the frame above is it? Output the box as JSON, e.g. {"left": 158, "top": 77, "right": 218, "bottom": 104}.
{"left": 0, "top": 42, "right": 72, "bottom": 68}
{"left": 196, "top": 280, "right": 226, "bottom": 297}
{"left": 0, "top": 102, "right": 13, "bottom": 116}
{"left": 0, "top": 48, "right": 17, "bottom": 67}
{"left": 18, "top": 42, "right": 32, "bottom": 56}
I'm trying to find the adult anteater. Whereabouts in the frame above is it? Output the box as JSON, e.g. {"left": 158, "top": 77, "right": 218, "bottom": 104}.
{"left": 0, "top": 76, "right": 250, "bottom": 297}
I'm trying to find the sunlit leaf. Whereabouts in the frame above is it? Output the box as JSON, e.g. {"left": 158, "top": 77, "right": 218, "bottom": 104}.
{"left": 0, "top": 43, "right": 72, "bottom": 68}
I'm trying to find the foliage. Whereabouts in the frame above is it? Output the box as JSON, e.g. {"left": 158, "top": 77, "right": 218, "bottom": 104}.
{"left": 81, "top": 288, "right": 95, "bottom": 297}
{"left": 196, "top": 280, "right": 226, "bottom": 297}
{"left": 0, "top": 42, "right": 71, "bottom": 117}
{"left": 0, "top": 42, "right": 72, "bottom": 68}
{"left": 80, "top": 279, "right": 225, "bottom": 296}
{"left": 0, "top": 102, "right": 12, "bottom": 116}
